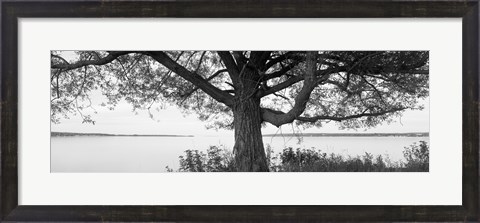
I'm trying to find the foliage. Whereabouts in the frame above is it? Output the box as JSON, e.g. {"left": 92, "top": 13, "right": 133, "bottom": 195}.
{"left": 268, "top": 148, "right": 394, "bottom": 172}
{"left": 402, "top": 140, "right": 429, "bottom": 171}
{"left": 176, "top": 146, "right": 235, "bottom": 172}
{"left": 51, "top": 51, "right": 429, "bottom": 130}
{"left": 268, "top": 140, "right": 429, "bottom": 172}
{"left": 172, "top": 141, "right": 429, "bottom": 172}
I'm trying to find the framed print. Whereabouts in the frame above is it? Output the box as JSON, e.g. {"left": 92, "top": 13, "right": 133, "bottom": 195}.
{"left": 2, "top": 0, "right": 479, "bottom": 222}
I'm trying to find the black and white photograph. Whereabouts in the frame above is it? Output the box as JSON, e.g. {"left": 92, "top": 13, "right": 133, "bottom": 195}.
{"left": 50, "top": 51, "right": 429, "bottom": 172}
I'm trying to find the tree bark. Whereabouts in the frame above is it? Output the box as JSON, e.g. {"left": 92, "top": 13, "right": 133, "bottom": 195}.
{"left": 230, "top": 62, "right": 269, "bottom": 172}
{"left": 232, "top": 96, "right": 269, "bottom": 172}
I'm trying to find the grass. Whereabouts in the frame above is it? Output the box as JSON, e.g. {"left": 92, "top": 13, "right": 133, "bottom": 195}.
{"left": 167, "top": 141, "right": 429, "bottom": 172}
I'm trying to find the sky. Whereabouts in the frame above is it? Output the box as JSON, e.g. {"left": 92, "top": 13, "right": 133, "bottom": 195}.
{"left": 51, "top": 92, "right": 429, "bottom": 136}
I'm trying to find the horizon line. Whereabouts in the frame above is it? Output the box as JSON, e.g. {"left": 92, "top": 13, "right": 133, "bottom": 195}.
{"left": 51, "top": 131, "right": 429, "bottom": 136}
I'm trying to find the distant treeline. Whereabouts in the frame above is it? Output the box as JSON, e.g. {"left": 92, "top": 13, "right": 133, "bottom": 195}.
{"left": 263, "top": 132, "right": 429, "bottom": 137}
{"left": 51, "top": 132, "right": 194, "bottom": 137}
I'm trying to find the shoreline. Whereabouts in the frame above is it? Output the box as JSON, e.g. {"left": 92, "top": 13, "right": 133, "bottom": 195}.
{"left": 51, "top": 132, "right": 428, "bottom": 138}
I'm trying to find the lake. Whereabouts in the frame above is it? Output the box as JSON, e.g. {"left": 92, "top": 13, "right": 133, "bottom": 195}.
{"left": 51, "top": 135, "right": 428, "bottom": 172}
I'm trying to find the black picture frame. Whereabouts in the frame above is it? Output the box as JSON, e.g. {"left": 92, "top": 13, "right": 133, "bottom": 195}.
{"left": 1, "top": 0, "right": 478, "bottom": 222}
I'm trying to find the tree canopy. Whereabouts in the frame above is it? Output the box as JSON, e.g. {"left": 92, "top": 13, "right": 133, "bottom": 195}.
{"left": 51, "top": 51, "right": 428, "bottom": 130}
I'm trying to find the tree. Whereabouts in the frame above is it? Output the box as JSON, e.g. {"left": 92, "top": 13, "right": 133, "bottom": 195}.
{"left": 51, "top": 51, "right": 429, "bottom": 172}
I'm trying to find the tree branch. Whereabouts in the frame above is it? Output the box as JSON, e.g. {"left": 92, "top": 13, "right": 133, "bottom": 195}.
{"left": 51, "top": 54, "right": 70, "bottom": 65}
{"left": 51, "top": 51, "right": 131, "bottom": 71}
{"left": 359, "top": 75, "right": 388, "bottom": 106}
{"left": 260, "top": 52, "right": 318, "bottom": 127}
{"left": 180, "top": 69, "right": 228, "bottom": 99}
{"left": 264, "top": 52, "right": 304, "bottom": 69}
{"left": 257, "top": 75, "right": 304, "bottom": 97}
{"left": 384, "top": 69, "right": 429, "bottom": 75}
{"left": 194, "top": 51, "right": 207, "bottom": 73}
{"left": 250, "top": 51, "right": 272, "bottom": 70}
{"left": 346, "top": 52, "right": 384, "bottom": 74}
{"left": 262, "top": 60, "right": 301, "bottom": 81}
{"left": 295, "top": 107, "right": 406, "bottom": 122}
{"left": 258, "top": 66, "right": 345, "bottom": 98}
{"left": 217, "top": 51, "right": 240, "bottom": 83}
{"left": 232, "top": 51, "right": 247, "bottom": 68}
{"left": 262, "top": 107, "right": 406, "bottom": 126}
{"left": 146, "top": 51, "right": 234, "bottom": 107}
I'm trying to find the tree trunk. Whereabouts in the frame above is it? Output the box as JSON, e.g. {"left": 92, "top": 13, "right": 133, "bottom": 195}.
{"left": 232, "top": 96, "right": 269, "bottom": 172}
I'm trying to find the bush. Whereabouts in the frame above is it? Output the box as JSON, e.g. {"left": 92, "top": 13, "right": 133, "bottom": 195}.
{"left": 402, "top": 140, "right": 429, "bottom": 171}
{"left": 179, "top": 149, "right": 205, "bottom": 172}
{"left": 172, "top": 141, "right": 429, "bottom": 172}
{"left": 268, "top": 148, "right": 394, "bottom": 172}
{"left": 177, "top": 146, "right": 234, "bottom": 172}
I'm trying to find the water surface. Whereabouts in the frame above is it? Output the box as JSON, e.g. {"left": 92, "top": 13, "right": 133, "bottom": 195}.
{"left": 51, "top": 135, "right": 428, "bottom": 172}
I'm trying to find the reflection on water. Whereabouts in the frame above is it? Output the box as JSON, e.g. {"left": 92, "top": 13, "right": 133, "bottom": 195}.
{"left": 51, "top": 136, "right": 428, "bottom": 173}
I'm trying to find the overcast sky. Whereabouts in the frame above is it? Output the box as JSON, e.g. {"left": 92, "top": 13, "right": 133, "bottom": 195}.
{"left": 51, "top": 93, "right": 429, "bottom": 136}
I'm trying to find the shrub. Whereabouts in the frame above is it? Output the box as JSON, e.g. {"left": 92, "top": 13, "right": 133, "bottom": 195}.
{"left": 178, "top": 146, "right": 234, "bottom": 172}
{"left": 174, "top": 141, "right": 429, "bottom": 172}
{"left": 267, "top": 141, "right": 428, "bottom": 172}
{"left": 178, "top": 149, "right": 205, "bottom": 172}
{"left": 402, "top": 140, "right": 429, "bottom": 171}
